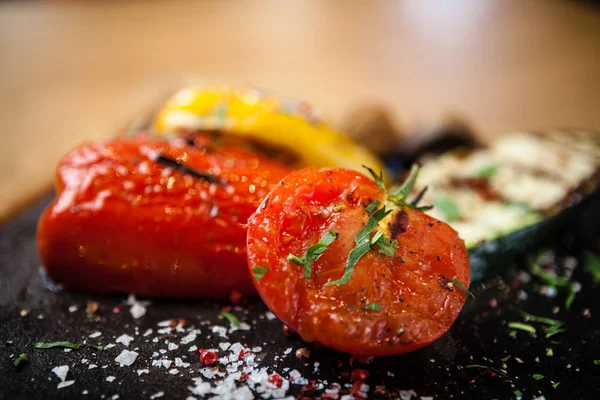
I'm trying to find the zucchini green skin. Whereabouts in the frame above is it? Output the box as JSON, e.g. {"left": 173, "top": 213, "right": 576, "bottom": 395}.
{"left": 468, "top": 189, "right": 598, "bottom": 283}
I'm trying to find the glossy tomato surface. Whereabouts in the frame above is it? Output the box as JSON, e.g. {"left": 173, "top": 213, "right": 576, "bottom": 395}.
{"left": 246, "top": 168, "right": 470, "bottom": 356}
{"left": 37, "top": 133, "right": 291, "bottom": 298}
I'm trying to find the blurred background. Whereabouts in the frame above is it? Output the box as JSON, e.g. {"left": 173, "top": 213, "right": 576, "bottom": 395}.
{"left": 0, "top": 0, "right": 599, "bottom": 222}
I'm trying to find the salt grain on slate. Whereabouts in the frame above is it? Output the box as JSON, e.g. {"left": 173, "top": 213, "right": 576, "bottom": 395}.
{"left": 116, "top": 334, "right": 134, "bottom": 347}
{"left": 89, "top": 331, "right": 102, "bottom": 338}
{"left": 149, "top": 392, "right": 164, "bottom": 399}
{"left": 115, "top": 350, "right": 139, "bottom": 366}
{"left": 52, "top": 365, "right": 69, "bottom": 382}
{"left": 57, "top": 380, "right": 75, "bottom": 389}
{"left": 106, "top": 376, "right": 116, "bottom": 382}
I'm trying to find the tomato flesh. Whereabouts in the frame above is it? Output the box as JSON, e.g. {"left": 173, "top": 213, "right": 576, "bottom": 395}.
{"left": 37, "top": 133, "right": 291, "bottom": 298}
{"left": 247, "top": 168, "right": 470, "bottom": 356}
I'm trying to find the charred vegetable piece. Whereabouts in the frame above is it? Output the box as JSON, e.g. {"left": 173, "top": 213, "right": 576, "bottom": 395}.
{"left": 37, "top": 133, "right": 291, "bottom": 298}
{"left": 246, "top": 167, "right": 470, "bottom": 356}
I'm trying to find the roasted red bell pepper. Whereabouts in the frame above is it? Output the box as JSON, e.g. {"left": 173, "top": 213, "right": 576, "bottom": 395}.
{"left": 37, "top": 133, "right": 291, "bottom": 298}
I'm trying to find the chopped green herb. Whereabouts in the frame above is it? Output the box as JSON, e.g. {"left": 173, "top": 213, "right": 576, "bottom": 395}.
{"left": 450, "top": 279, "right": 475, "bottom": 299}
{"left": 532, "top": 373, "right": 544, "bottom": 381}
{"left": 87, "top": 344, "right": 105, "bottom": 351}
{"left": 328, "top": 204, "right": 392, "bottom": 286}
{"left": 509, "top": 330, "right": 517, "bottom": 339}
{"left": 552, "top": 382, "right": 560, "bottom": 389}
{"left": 544, "top": 325, "right": 564, "bottom": 339}
{"left": 508, "top": 322, "right": 536, "bottom": 334}
{"left": 13, "top": 353, "right": 28, "bottom": 367}
{"left": 546, "top": 348, "right": 553, "bottom": 357}
{"left": 465, "top": 364, "right": 508, "bottom": 377}
{"left": 370, "top": 230, "right": 384, "bottom": 245}
{"left": 287, "top": 228, "right": 339, "bottom": 278}
{"left": 388, "top": 165, "right": 421, "bottom": 205}
{"left": 220, "top": 311, "right": 240, "bottom": 328}
{"left": 362, "top": 165, "right": 386, "bottom": 191}
{"left": 473, "top": 164, "right": 499, "bottom": 179}
{"left": 34, "top": 341, "right": 80, "bottom": 349}
{"left": 364, "top": 303, "right": 381, "bottom": 312}
{"left": 365, "top": 200, "right": 381, "bottom": 213}
{"left": 252, "top": 266, "right": 268, "bottom": 281}
{"left": 433, "top": 194, "right": 460, "bottom": 222}
{"left": 372, "top": 231, "right": 398, "bottom": 257}
{"left": 584, "top": 251, "right": 600, "bottom": 282}
{"left": 565, "top": 283, "right": 576, "bottom": 310}
{"left": 327, "top": 242, "right": 371, "bottom": 286}
{"left": 519, "top": 311, "right": 563, "bottom": 327}
{"left": 593, "top": 360, "right": 600, "bottom": 365}
{"left": 501, "top": 355, "right": 512, "bottom": 362}
{"left": 513, "top": 389, "right": 522, "bottom": 397}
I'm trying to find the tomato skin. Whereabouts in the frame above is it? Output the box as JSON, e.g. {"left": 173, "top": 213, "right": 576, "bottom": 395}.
{"left": 37, "top": 133, "right": 291, "bottom": 298}
{"left": 247, "top": 168, "right": 470, "bottom": 356}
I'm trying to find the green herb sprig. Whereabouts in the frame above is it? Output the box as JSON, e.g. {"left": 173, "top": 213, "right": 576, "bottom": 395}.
{"left": 220, "top": 311, "right": 241, "bottom": 328}
{"left": 287, "top": 228, "right": 339, "bottom": 278}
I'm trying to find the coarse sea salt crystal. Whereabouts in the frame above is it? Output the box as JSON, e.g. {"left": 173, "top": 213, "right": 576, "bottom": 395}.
{"left": 219, "top": 342, "right": 231, "bottom": 351}
{"left": 57, "top": 381, "right": 75, "bottom": 389}
{"left": 137, "top": 369, "right": 149, "bottom": 376}
{"left": 188, "top": 345, "right": 198, "bottom": 352}
{"left": 169, "top": 369, "right": 179, "bottom": 375}
{"left": 265, "top": 311, "right": 276, "bottom": 320}
{"left": 180, "top": 332, "right": 197, "bottom": 345}
{"left": 105, "top": 343, "right": 116, "bottom": 349}
{"left": 127, "top": 295, "right": 149, "bottom": 319}
{"left": 115, "top": 350, "right": 139, "bottom": 366}
{"left": 157, "top": 320, "right": 172, "bottom": 327}
{"left": 116, "top": 334, "right": 134, "bottom": 347}
{"left": 284, "top": 348, "right": 292, "bottom": 355}
{"left": 288, "top": 369, "right": 308, "bottom": 385}
{"left": 88, "top": 364, "right": 98, "bottom": 370}
{"left": 399, "top": 390, "right": 418, "bottom": 400}
{"left": 175, "top": 357, "right": 190, "bottom": 368}
{"left": 52, "top": 365, "right": 69, "bottom": 382}
{"left": 188, "top": 378, "right": 211, "bottom": 396}
{"left": 143, "top": 329, "right": 153, "bottom": 337}
{"left": 68, "top": 305, "right": 78, "bottom": 313}
{"left": 152, "top": 359, "right": 172, "bottom": 369}
{"left": 212, "top": 326, "right": 228, "bottom": 338}
{"left": 106, "top": 376, "right": 116, "bottom": 382}
{"left": 149, "top": 392, "right": 164, "bottom": 399}
{"left": 89, "top": 331, "right": 102, "bottom": 338}
{"left": 168, "top": 342, "right": 179, "bottom": 351}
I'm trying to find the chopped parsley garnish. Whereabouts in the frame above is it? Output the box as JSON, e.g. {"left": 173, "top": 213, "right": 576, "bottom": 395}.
{"left": 363, "top": 303, "right": 381, "bottom": 312}
{"left": 450, "top": 279, "right": 475, "bottom": 299}
{"left": 13, "top": 353, "right": 28, "bottom": 367}
{"left": 372, "top": 232, "right": 398, "bottom": 257}
{"left": 514, "top": 389, "right": 522, "bottom": 397}
{"left": 252, "top": 266, "right": 268, "bottom": 281}
{"left": 594, "top": 360, "right": 600, "bottom": 365}
{"left": 363, "top": 165, "right": 386, "bottom": 191}
{"left": 327, "top": 204, "right": 392, "bottom": 286}
{"left": 544, "top": 325, "right": 565, "bottom": 339}
{"left": 532, "top": 373, "right": 544, "bottom": 381}
{"left": 87, "top": 344, "right": 105, "bottom": 351}
{"left": 473, "top": 164, "right": 499, "bottom": 179}
{"left": 530, "top": 255, "right": 577, "bottom": 309}
{"left": 34, "top": 341, "right": 80, "bottom": 349}
{"left": 287, "top": 228, "right": 339, "bottom": 278}
{"left": 388, "top": 165, "right": 420, "bottom": 205}
{"left": 220, "top": 311, "right": 241, "bottom": 328}
{"left": 508, "top": 322, "right": 536, "bottom": 334}
{"left": 584, "top": 251, "right": 600, "bottom": 283}
{"left": 519, "top": 311, "right": 563, "bottom": 327}
{"left": 501, "top": 355, "right": 511, "bottom": 362}
{"left": 552, "top": 382, "right": 560, "bottom": 389}
{"left": 433, "top": 194, "right": 460, "bottom": 222}
{"left": 465, "top": 364, "right": 508, "bottom": 377}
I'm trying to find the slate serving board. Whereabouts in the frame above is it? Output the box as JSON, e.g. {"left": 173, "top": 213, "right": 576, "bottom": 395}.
{"left": 1, "top": 196, "right": 599, "bottom": 400}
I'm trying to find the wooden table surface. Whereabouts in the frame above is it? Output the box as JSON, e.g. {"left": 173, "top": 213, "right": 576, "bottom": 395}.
{"left": 1, "top": 0, "right": 599, "bottom": 223}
